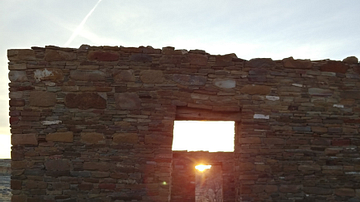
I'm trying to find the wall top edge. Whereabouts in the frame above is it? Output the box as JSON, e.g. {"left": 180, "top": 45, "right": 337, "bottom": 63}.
{"left": 7, "top": 44, "right": 359, "bottom": 64}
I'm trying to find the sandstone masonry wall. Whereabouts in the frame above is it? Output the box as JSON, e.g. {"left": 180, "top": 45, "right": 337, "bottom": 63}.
{"left": 8, "top": 45, "right": 360, "bottom": 201}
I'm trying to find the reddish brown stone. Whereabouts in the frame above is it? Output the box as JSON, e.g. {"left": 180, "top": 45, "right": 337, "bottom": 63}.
{"left": 283, "top": 57, "right": 312, "bottom": 69}
{"left": 12, "top": 134, "right": 38, "bottom": 145}
{"left": 83, "top": 162, "right": 111, "bottom": 171}
{"left": 335, "top": 188, "right": 355, "bottom": 196}
{"left": 29, "top": 91, "right": 56, "bottom": 107}
{"left": 11, "top": 195, "right": 27, "bottom": 202}
{"left": 46, "top": 132, "right": 73, "bottom": 142}
{"left": 240, "top": 85, "right": 271, "bottom": 95}
{"left": 240, "top": 137, "right": 261, "bottom": 144}
{"left": 81, "top": 132, "right": 104, "bottom": 144}
{"left": 44, "top": 49, "right": 76, "bottom": 61}
{"left": 114, "top": 93, "right": 141, "bottom": 110}
{"left": 113, "top": 133, "right": 139, "bottom": 144}
{"left": 65, "top": 93, "right": 106, "bottom": 109}
{"left": 79, "top": 183, "right": 93, "bottom": 190}
{"left": 215, "top": 54, "right": 237, "bottom": 66}
{"left": 140, "top": 70, "right": 164, "bottom": 83}
{"left": 320, "top": 61, "right": 348, "bottom": 73}
{"left": 11, "top": 180, "right": 22, "bottom": 190}
{"left": 99, "top": 183, "right": 116, "bottom": 190}
{"left": 114, "top": 70, "right": 135, "bottom": 82}
{"left": 263, "top": 138, "right": 285, "bottom": 145}
{"left": 279, "top": 185, "right": 301, "bottom": 193}
{"left": 188, "top": 54, "right": 208, "bottom": 66}
{"left": 9, "top": 99, "right": 25, "bottom": 107}
{"left": 88, "top": 51, "right": 119, "bottom": 61}
{"left": 332, "top": 138, "right": 351, "bottom": 146}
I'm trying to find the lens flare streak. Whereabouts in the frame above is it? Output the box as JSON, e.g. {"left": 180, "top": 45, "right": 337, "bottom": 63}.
{"left": 195, "top": 164, "right": 212, "bottom": 172}
{"left": 64, "top": 0, "right": 102, "bottom": 46}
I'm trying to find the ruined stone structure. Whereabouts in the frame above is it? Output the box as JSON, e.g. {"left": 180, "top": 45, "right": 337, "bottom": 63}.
{"left": 7, "top": 45, "right": 360, "bottom": 201}
{"left": 0, "top": 159, "right": 11, "bottom": 201}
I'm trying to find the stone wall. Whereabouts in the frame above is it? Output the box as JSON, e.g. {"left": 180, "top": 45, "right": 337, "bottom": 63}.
{"left": 0, "top": 159, "right": 11, "bottom": 201}
{"left": 7, "top": 45, "right": 360, "bottom": 201}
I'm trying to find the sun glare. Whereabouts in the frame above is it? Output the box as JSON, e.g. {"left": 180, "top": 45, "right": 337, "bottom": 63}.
{"left": 195, "top": 164, "right": 212, "bottom": 172}
{"left": 172, "top": 121, "right": 235, "bottom": 152}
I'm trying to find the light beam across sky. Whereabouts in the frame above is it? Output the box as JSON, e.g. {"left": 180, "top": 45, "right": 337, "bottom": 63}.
{"left": 64, "top": 0, "right": 102, "bottom": 47}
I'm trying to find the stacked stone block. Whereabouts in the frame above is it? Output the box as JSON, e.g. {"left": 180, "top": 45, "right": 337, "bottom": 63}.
{"left": 7, "top": 45, "right": 360, "bottom": 201}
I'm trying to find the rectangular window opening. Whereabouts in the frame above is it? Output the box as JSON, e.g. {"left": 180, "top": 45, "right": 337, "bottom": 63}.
{"left": 172, "top": 120, "right": 235, "bottom": 152}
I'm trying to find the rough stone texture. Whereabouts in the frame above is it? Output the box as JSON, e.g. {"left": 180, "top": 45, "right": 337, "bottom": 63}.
{"left": 65, "top": 93, "right": 106, "bottom": 109}
{"left": 46, "top": 132, "right": 73, "bottom": 142}
{"left": 11, "top": 134, "right": 37, "bottom": 145}
{"left": 114, "top": 93, "right": 141, "bottom": 109}
{"left": 34, "top": 68, "right": 64, "bottom": 82}
{"left": 113, "top": 133, "right": 139, "bottom": 144}
{"left": 29, "top": 91, "right": 56, "bottom": 107}
{"left": 80, "top": 132, "right": 105, "bottom": 144}
{"left": 140, "top": 70, "right": 164, "bottom": 83}
{"left": 8, "top": 45, "right": 360, "bottom": 202}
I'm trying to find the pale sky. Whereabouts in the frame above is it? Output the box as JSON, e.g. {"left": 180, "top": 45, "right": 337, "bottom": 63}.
{"left": 1, "top": 0, "right": 360, "bottom": 158}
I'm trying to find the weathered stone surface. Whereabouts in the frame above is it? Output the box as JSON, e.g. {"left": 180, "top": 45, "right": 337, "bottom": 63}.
{"left": 187, "top": 54, "right": 208, "bottom": 66}
{"left": 342, "top": 56, "right": 358, "bottom": 64}
{"left": 303, "top": 187, "right": 332, "bottom": 195}
{"left": 8, "top": 45, "right": 360, "bottom": 202}
{"left": 283, "top": 57, "right": 312, "bottom": 69}
{"left": 29, "top": 91, "right": 57, "bottom": 107}
{"left": 113, "top": 133, "right": 139, "bottom": 144}
{"left": 46, "top": 132, "right": 73, "bottom": 142}
{"left": 70, "top": 70, "right": 106, "bottom": 81}
{"left": 140, "top": 70, "right": 164, "bottom": 83}
{"left": 81, "top": 132, "right": 104, "bottom": 144}
{"left": 247, "top": 58, "right": 275, "bottom": 68}
{"left": 320, "top": 61, "right": 348, "bottom": 73}
{"left": 215, "top": 54, "right": 237, "bottom": 66}
{"left": 83, "top": 162, "right": 110, "bottom": 171}
{"left": 308, "top": 88, "right": 333, "bottom": 96}
{"left": 8, "top": 49, "right": 36, "bottom": 61}
{"left": 9, "top": 71, "right": 27, "bottom": 82}
{"left": 12, "top": 134, "right": 37, "bottom": 145}
{"left": 341, "top": 91, "right": 360, "bottom": 99}
{"left": 114, "top": 70, "right": 135, "bottom": 82}
{"left": 129, "top": 53, "right": 152, "bottom": 62}
{"left": 45, "top": 160, "right": 70, "bottom": 171}
{"left": 240, "top": 85, "right": 271, "bottom": 95}
{"left": 115, "top": 93, "right": 141, "bottom": 109}
{"left": 172, "top": 74, "right": 207, "bottom": 85}
{"left": 34, "top": 68, "right": 63, "bottom": 82}
{"left": 279, "top": 185, "right": 301, "bottom": 193}
{"left": 144, "top": 134, "right": 172, "bottom": 145}
{"left": 45, "top": 50, "right": 76, "bottom": 61}
{"left": 214, "top": 79, "right": 236, "bottom": 89}
{"left": 298, "top": 164, "right": 321, "bottom": 173}
{"left": 263, "top": 138, "right": 285, "bottom": 145}
{"left": 65, "top": 93, "right": 106, "bottom": 109}
{"left": 88, "top": 51, "right": 119, "bottom": 61}
{"left": 335, "top": 188, "right": 355, "bottom": 197}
